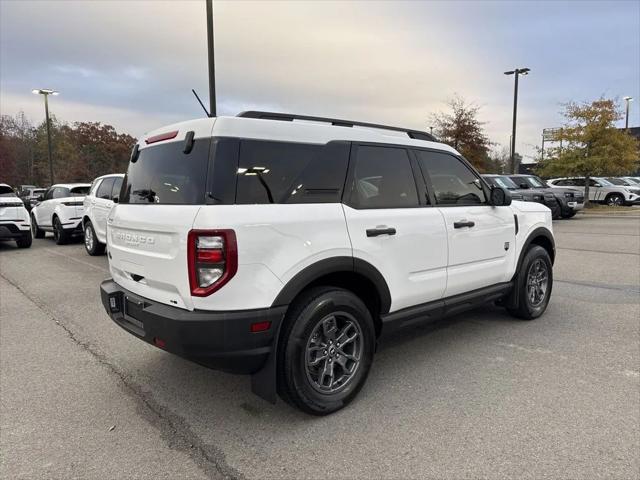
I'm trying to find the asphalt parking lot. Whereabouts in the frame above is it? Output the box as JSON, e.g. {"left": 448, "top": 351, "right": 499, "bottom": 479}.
{"left": 1, "top": 214, "right": 639, "bottom": 480}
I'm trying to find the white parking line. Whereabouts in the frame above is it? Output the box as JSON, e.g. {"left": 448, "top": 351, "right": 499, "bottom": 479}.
{"left": 44, "top": 248, "right": 109, "bottom": 273}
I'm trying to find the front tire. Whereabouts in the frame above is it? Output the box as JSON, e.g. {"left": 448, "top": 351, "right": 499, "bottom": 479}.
{"left": 548, "top": 199, "right": 562, "bottom": 219}
{"left": 605, "top": 193, "right": 624, "bottom": 207}
{"left": 277, "top": 287, "right": 376, "bottom": 415}
{"left": 508, "top": 245, "right": 553, "bottom": 320}
{"left": 31, "top": 214, "right": 45, "bottom": 239}
{"left": 83, "top": 220, "right": 105, "bottom": 255}
{"left": 52, "top": 216, "right": 69, "bottom": 245}
{"left": 561, "top": 210, "right": 576, "bottom": 219}
{"left": 16, "top": 230, "right": 32, "bottom": 248}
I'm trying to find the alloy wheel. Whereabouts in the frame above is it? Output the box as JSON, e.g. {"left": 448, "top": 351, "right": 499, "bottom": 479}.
{"left": 526, "top": 259, "right": 548, "bottom": 307}
{"left": 304, "top": 312, "right": 363, "bottom": 394}
{"left": 84, "top": 224, "right": 94, "bottom": 252}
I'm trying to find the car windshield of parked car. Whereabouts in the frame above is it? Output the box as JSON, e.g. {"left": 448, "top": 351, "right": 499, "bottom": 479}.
{"left": 0, "top": 185, "right": 17, "bottom": 197}
{"left": 69, "top": 186, "right": 90, "bottom": 196}
{"left": 606, "top": 178, "right": 628, "bottom": 186}
{"left": 524, "top": 176, "right": 546, "bottom": 188}
{"left": 493, "top": 176, "right": 519, "bottom": 190}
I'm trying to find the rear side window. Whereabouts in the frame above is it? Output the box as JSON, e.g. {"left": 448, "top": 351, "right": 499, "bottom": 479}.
{"left": 348, "top": 146, "right": 419, "bottom": 209}
{"left": 70, "top": 186, "right": 90, "bottom": 196}
{"left": 236, "top": 140, "right": 349, "bottom": 204}
{"left": 0, "top": 185, "right": 16, "bottom": 197}
{"left": 416, "top": 150, "right": 486, "bottom": 205}
{"left": 96, "top": 178, "right": 115, "bottom": 199}
{"left": 121, "top": 139, "right": 211, "bottom": 204}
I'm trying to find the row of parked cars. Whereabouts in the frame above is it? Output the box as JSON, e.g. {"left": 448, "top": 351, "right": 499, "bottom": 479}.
{"left": 482, "top": 174, "right": 640, "bottom": 219}
{"left": 0, "top": 174, "right": 123, "bottom": 251}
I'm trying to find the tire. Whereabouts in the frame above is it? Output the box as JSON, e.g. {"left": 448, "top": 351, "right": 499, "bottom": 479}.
{"left": 277, "top": 287, "right": 376, "bottom": 415}
{"left": 83, "top": 220, "right": 105, "bottom": 255}
{"left": 605, "top": 193, "right": 624, "bottom": 207}
{"left": 507, "top": 245, "right": 553, "bottom": 320}
{"left": 31, "top": 214, "right": 45, "bottom": 239}
{"left": 52, "top": 216, "right": 69, "bottom": 245}
{"left": 548, "top": 199, "right": 562, "bottom": 219}
{"left": 560, "top": 210, "right": 576, "bottom": 219}
{"left": 16, "top": 231, "right": 32, "bottom": 248}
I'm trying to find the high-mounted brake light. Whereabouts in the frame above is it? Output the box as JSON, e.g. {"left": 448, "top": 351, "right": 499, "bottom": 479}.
{"left": 187, "top": 229, "right": 237, "bottom": 297}
{"left": 145, "top": 130, "right": 179, "bottom": 145}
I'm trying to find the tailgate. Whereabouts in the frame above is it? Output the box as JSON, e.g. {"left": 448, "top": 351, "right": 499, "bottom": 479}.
{"left": 108, "top": 205, "right": 201, "bottom": 310}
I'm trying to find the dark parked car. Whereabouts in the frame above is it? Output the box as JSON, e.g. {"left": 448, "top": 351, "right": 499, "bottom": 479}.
{"left": 481, "top": 175, "right": 526, "bottom": 201}
{"left": 19, "top": 187, "right": 46, "bottom": 211}
{"left": 508, "top": 174, "right": 584, "bottom": 219}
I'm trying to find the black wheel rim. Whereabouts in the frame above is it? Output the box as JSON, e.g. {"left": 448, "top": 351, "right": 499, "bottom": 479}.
{"left": 526, "top": 259, "right": 548, "bottom": 307}
{"left": 608, "top": 195, "right": 622, "bottom": 206}
{"left": 304, "top": 312, "right": 363, "bottom": 394}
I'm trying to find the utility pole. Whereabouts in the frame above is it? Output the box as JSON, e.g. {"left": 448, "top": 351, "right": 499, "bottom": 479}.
{"left": 206, "top": 0, "right": 216, "bottom": 117}
{"left": 504, "top": 67, "right": 530, "bottom": 174}
{"left": 32, "top": 88, "right": 58, "bottom": 185}
{"left": 624, "top": 96, "right": 633, "bottom": 130}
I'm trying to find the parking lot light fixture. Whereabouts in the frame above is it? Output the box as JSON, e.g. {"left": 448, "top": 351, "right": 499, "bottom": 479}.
{"left": 504, "top": 68, "right": 530, "bottom": 174}
{"left": 32, "top": 88, "right": 59, "bottom": 185}
{"left": 623, "top": 96, "right": 633, "bottom": 130}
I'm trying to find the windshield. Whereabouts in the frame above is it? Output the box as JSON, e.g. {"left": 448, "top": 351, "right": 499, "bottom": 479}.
{"left": 0, "top": 186, "right": 17, "bottom": 197}
{"left": 70, "top": 186, "right": 90, "bottom": 196}
{"left": 492, "top": 176, "right": 518, "bottom": 189}
{"left": 524, "top": 176, "right": 546, "bottom": 188}
{"left": 606, "top": 178, "right": 628, "bottom": 186}
{"left": 595, "top": 178, "right": 613, "bottom": 186}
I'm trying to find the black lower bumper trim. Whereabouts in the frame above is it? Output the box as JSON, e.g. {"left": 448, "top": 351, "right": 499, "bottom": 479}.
{"left": 100, "top": 279, "right": 287, "bottom": 374}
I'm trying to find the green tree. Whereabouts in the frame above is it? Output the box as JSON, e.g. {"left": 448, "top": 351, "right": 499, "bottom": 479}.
{"left": 431, "top": 95, "right": 493, "bottom": 172}
{"left": 537, "top": 98, "right": 639, "bottom": 205}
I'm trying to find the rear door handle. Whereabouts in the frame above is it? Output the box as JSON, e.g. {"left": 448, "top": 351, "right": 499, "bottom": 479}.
{"left": 453, "top": 220, "right": 475, "bottom": 229}
{"left": 366, "top": 227, "right": 396, "bottom": 237}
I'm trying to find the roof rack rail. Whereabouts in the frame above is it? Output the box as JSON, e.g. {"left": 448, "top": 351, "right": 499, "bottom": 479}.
{"left": 237, "top": 111, "right": 437, "bottom": 142}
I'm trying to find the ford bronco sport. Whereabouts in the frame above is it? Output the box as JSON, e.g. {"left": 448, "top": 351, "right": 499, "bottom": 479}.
{"left": 100, "top": 112, "right": 555, "bottom": 415}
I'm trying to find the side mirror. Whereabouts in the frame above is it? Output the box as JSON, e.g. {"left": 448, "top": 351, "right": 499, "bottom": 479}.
{"left": 112, "top": 196, "right": 119, "bottom": 204}
{"left": 519, "top": 183, "right": 530, "bottom": 189}
{"left": 490, "top": 186, "right": 512, "bottom": 206}
{"left": 593, "top": 183, "right": 601, "bottom": 188}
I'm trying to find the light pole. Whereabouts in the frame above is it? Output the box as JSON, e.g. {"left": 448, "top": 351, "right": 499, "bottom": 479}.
{"left": 32, "top": 88, "right": 59, "bottom": 185}
{"left": 504, "top": 67, "right": 530, "bottom": 174}
{"left": 206, "top": 0, "right": 216, "bottom": 117}
{"left": 623, "top": 96, "right": 633, "bottom": 130}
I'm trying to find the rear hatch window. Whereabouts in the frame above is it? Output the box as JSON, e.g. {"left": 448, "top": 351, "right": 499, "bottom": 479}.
{"left": 121, "top": 138, "right": 211, "bottom": 204}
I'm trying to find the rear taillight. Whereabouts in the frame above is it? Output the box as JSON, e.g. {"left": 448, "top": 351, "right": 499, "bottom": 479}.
{"left": 187, "top": 229, "right": 237, "bottom": 297}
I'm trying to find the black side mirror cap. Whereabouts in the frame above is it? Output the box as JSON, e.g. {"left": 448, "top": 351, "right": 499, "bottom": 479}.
{"left": 519, "top": 183, "right": 530, "bottom": 189}
{"left": 490, "top": 186, "right": 512, "bottom": 206}
{"left": 112, "top": 196, "right": 119, "bottom": 204}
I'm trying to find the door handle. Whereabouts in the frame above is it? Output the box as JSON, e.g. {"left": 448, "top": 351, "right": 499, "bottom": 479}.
{"left": 453, "top": 220, "right": 475, "bottom": 229}
{"left": 366, "top": 227, "right": 396, "bottom": 237}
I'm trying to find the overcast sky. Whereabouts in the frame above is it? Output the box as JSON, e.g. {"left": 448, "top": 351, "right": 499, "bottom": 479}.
{"left": 1, "top": 0, "right": 639, "bottom": 160}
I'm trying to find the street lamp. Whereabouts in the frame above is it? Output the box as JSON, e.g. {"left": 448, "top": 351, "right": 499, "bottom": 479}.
{"left": 32, "top": 88, "right": 59, "bottom": 185}
{"left": 623, "top": 96, "right": 633, "bottom": 130}
{"left": 504, "top": 67, "right": 530, "bottom": 174}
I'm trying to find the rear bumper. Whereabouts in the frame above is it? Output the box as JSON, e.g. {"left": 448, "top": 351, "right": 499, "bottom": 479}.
{"left": 0, "top": 222, "right": 30, "bottom": 239}
{"left": 100, "top": 279, "right": 286, "bottom": 374}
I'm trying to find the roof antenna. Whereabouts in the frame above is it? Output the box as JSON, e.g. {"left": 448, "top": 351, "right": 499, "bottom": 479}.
{"left": 192, "top": 89, "right": 211, "bottom": 118}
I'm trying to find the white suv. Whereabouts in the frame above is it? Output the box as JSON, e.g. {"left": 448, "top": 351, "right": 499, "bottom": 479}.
{"left": 31, "top": 183, "right": 91, "bottom": 244}
{"left": 547, "top": 177, "right": 640, "bottom": 206}
{"left": 0, "top": 183, "right": 32, "bottom": 248}
{"left": 82, "top": 174, "right": 124, "bottom": 255}
{"left": 100, "top": 112, "right": 555, "bottom": 415}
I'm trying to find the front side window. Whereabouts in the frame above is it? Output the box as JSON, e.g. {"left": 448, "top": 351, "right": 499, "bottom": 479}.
{"left": 416, "top": 151, "right": 486, "bottom": 205}
{"left": 524, "top": 176, "right": 545, "bottom": 188}
{"left": 348, "top": 146, "right": 419, "bottom": 209}
{"left": 493, "top": 176, "right": 518, "bottom": 190}
{"left": 96, "top": 178, "right": 115, "bottom": 199}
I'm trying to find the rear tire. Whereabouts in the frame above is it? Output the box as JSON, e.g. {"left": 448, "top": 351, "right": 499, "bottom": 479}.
{"left": 16, "top": 231, "right": 32, "bottom": 248}
{"left": 507, "top": 245, "right": 553, "bottom": 320}
{"left": 53, "top": 216, "right": 69, "bottom": 245}
{"left": 277, "top": 287, "right": 376, "bottom": 415}
{"left": 31, "top": 214, "right": 45, "bottom": 239}
{"left": 83, "top": 220, "right": 105, "bottom": 255}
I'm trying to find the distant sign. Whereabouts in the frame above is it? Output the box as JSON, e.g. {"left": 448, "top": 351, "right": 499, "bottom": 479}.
{"left": 542, "top": 127, "right": 562, "bottom": 142}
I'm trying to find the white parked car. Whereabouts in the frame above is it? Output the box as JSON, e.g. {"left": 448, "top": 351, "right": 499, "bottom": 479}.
{"left": 31, "top": 183, "right": 91, "bottom": 244}
{"left": 100, "top": 112, "right": 555, "bottom": 415}
{"left": 547, "top": 177, "right": 640, "bottom": 206}
{"left": 0, "top": 183, "right": 32, "bottom": 248}
{"left": 82, "top": 174, "right": 124, "bottom": 255}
